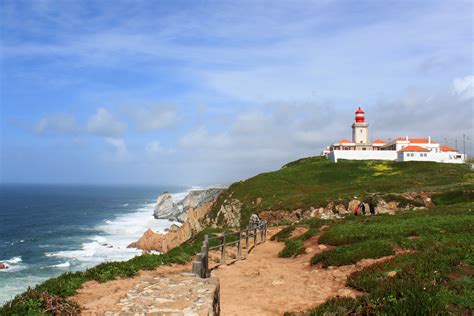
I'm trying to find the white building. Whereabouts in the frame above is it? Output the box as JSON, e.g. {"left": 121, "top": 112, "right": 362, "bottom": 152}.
{"left": 325, "top": 107, "right": 465, "bottom": 164}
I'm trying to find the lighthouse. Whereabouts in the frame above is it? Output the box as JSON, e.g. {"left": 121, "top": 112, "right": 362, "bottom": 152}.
{"left": 352, "top": 107, "right": 369, "bottom": 146}
{"left": 325, "top": 106, "right": 465, "bottom": 163}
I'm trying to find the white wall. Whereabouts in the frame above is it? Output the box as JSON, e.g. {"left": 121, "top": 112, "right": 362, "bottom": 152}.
{"left": 328, "top": 150, "right": 398, "bottom": 163}
{"left": 398, "top": 152, "right": 465, "bottom": 163}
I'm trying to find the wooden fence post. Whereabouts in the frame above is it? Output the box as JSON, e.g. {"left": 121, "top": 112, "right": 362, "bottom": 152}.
{"left": 221, "top": 233, "right": 226, "bottom": 265}
{"left": 253, "top": 226, "right": 257, "bottom": 246}
{"left": 204, "top": 235, "right": 209, "bottom": 278}
{"left": 245, "top": 225, "right": 249, "bottom": 252}
{"left": 192, "top": 253, "right": 202, "bottom": 277}
{"left": 201, "top": 247, "right": 207, "bottom": 278}
{"left": 264, "top": 222, "right": 267, "bottom": 242}
{"left": 237, "top": 230, "right": 242, "bottom": 260}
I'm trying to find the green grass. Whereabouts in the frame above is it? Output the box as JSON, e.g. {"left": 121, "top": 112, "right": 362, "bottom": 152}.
{"left": 0, "top": 228, "right": 222, "bottom": 316}
{"left": 310, "top": 240, "right": 394, "bottom": 267}
{"left": 208, "top": 157, "right": 473, "bottom": 227}
{"left": 276, "top": 218, "right": 328, "bottom": 257}
{"left": 301, "top": 201, "right": 474, "bottom": 315}
{"left": 279, "top": 239, "right": 305, "bottom": 258}
{"left": 3, "top": 158, "right": 473, "bottom": 315}
{"left": 270, "top": 225, "right": 296, "bottom": 241}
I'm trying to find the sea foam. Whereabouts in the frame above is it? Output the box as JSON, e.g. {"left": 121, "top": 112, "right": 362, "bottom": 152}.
{"left": 49, "top": 261, "right": 71, "bottom": 268}
{"left": 0, "top": 256, "right": 26, "bottom": 273}
{"left": 46, "top": 191, "right": 189, "bottom": 268}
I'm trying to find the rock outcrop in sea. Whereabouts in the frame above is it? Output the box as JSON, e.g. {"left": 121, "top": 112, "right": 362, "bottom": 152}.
{"left": 153, "top": 188, "right": 224, "bottom": 223}
{"left": 130, "top": 188, "right": 225, "bottom": 252}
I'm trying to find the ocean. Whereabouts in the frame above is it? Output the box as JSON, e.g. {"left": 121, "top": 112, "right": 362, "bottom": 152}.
{"left": 0, "top": 184, "right": 189, "bottom": 305}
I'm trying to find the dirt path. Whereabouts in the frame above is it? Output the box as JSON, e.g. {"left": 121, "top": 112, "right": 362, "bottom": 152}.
{"left": 71, "top": 227, "right": 400, "bottom": 315}
{"left": 211, "top": 227, "right": 395, "bottom": 315}
{"left": 70, "top": 264, "right": 191, "bottom": 315}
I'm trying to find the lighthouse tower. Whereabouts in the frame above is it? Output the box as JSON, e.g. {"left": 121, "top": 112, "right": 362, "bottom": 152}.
{"left": 352, "top": 107, "right": 369, "bottom": 145}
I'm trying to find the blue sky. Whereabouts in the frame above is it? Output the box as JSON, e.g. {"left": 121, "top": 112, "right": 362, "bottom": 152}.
{"left": 1, "top": 0, "right": 473, "bottom": 186}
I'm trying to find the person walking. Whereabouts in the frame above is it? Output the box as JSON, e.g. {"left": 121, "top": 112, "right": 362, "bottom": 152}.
{"left": 369, "top": 200, "right": 376, "bottom": 215}
{"left": 360, "top": 202, "right": 366, "bottom": 216}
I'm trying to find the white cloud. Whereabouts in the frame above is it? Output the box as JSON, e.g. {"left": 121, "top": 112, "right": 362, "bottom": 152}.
{"left": 34, "top": 113, "right": 78, "bottom": 135}
{"left": 232, "top": 110, "right": 273, "bottom": 134}
{"left": 145, "top": 140, "right": 163, "bottom": 154}
{"left": 453, "top": 75, "right": 474, "bottom": 101}
{"left": 179, "top": 126, "right": 230, "bottom": 149}
{"left": 128, "top": 105, "right": 178, "bottom": 131}
{"left": 105, "top": 137, "right": 128, "bottom": 159}
{"left": 86, "top": 108, "right": 126, "bottom": 137}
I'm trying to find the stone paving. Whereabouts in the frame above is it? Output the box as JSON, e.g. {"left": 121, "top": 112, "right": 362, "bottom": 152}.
{"left": 104, "top": 273, "right": 220, "bottom": 316}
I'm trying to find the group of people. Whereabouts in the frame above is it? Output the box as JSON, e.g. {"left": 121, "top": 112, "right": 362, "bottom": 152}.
{"left": 354, "top": 200, "right": 376, "bottom": 216}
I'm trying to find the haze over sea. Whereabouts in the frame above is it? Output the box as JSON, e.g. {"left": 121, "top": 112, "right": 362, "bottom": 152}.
{"left": 0, "top": 184, "right": 188, "bottom": 305}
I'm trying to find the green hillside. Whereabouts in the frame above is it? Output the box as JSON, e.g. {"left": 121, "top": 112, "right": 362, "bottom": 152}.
{"left": 210, "top": 157, "right": 474, "bottom": 226}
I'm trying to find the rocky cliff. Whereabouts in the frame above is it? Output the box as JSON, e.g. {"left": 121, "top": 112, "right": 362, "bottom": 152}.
{"left": 153, "top": 188, "right": 224, "bottom": 222}
{"left": 130, "top": 188, "right": 224, "bottom": 252}
{"left": 209, "top": 192, "right": 434, "bottom": 227}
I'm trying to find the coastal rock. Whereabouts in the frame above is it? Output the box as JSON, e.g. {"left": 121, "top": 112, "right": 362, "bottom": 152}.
{"left": 0, "top": 263, "right": 8, "bottom": 270}
{"left": 153, "top": 193, "right": 181, "bottom": 219}
{"left": 176, "top": 188, "right": 225, "bottom": 222}
{"left": 376, "top": 200, "right": 399, "bottom": 214}
{"left": 182, "top": 188, "right": 224, "bottom": 210}
{"left": 213, "top": 199, "right": 242, "bottom": 228}
{"left": 130, "top": 192, "right": 222, "bottom": 252}
{"left": 335, "top": 204, "right": 348, "bottom": 215}
{"left": 154, "top": 189, "right": 225, "bottom": 222}
{"left": 402, "top": 192, "right": 435, "bottom": 208}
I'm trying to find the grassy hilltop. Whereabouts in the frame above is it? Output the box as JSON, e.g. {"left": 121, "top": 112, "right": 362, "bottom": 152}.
{"left": 2, "top": 157, "right": 473, "bottom": 315}
{"left": 274, "top": 200, "right": 474, "bottom": 315}
{"left": 210, "top": 157, "right": 473, "bottom": 226}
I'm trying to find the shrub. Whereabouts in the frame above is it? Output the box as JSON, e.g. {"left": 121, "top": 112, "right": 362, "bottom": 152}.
{"left": 279, "top": 239, "right": 305, "bottom": 258}
{"left": 271, "top": 226, "right": 296, "bottom": 242}
{"left": 311, "top": 240, "right": 394, "bottom": 267}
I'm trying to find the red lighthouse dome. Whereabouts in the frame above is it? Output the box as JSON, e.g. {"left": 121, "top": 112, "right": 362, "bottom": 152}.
{"left": 355, "top": 107, "right": 365, "bottom": 123}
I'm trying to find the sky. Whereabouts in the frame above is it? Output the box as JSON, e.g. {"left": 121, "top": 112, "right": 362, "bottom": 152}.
{"left": 0, "top": 0, "right": 473, "bottom": 186}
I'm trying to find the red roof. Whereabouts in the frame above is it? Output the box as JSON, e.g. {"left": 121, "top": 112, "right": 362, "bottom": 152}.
{"left": 395, "top": 138, "right": 437, "bottom": 144}
{"left": 355, "top": 107, "right": 364, "bottom": 114}
{"left": 373, "top": 139, "right": 386, "bottom": 144}
{"left": 339, "top": 139, "right": 351, "bottom": 143}
{"left": 440, "top": 145, "right": 457, "bottom": 152}
{"left": 399, "top": 145, "right": 430, "bottom": 152}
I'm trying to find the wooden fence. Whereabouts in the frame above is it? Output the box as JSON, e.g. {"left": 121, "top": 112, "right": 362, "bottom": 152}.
{"left": 192, "top": 220, "right": 267, "bottom": 278}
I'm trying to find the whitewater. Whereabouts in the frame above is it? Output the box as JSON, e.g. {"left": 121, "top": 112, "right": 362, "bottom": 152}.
{"left": 0, "top": 185, "right": 189, "bottom": 305}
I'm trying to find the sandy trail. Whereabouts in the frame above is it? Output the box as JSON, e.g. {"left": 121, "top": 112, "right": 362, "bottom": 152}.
{"left": 70, "top": 264, "right": 191, "bottom": 315}
{"left": 211, "top": 227, "right": 396, "bottom": 315}
{"left": 71, "top": 227, "right": 400, "bottom": 315}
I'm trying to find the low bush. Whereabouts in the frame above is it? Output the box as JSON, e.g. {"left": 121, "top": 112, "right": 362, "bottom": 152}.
{"left": 279, "top": 239, "right": 305, "bottom": 258}
{"left": 311, "top": 240, "right": 394, "bottom": 267}
{"left": 271, "top": 225, "right": 296, "bottom": 241}
{"left": 301, "top": 202, "right": 474, "bottom": 314}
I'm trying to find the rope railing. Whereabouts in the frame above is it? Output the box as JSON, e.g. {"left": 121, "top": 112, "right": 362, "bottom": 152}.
{"left": 192, "top": 219, "right": 267, "bottom": 278}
